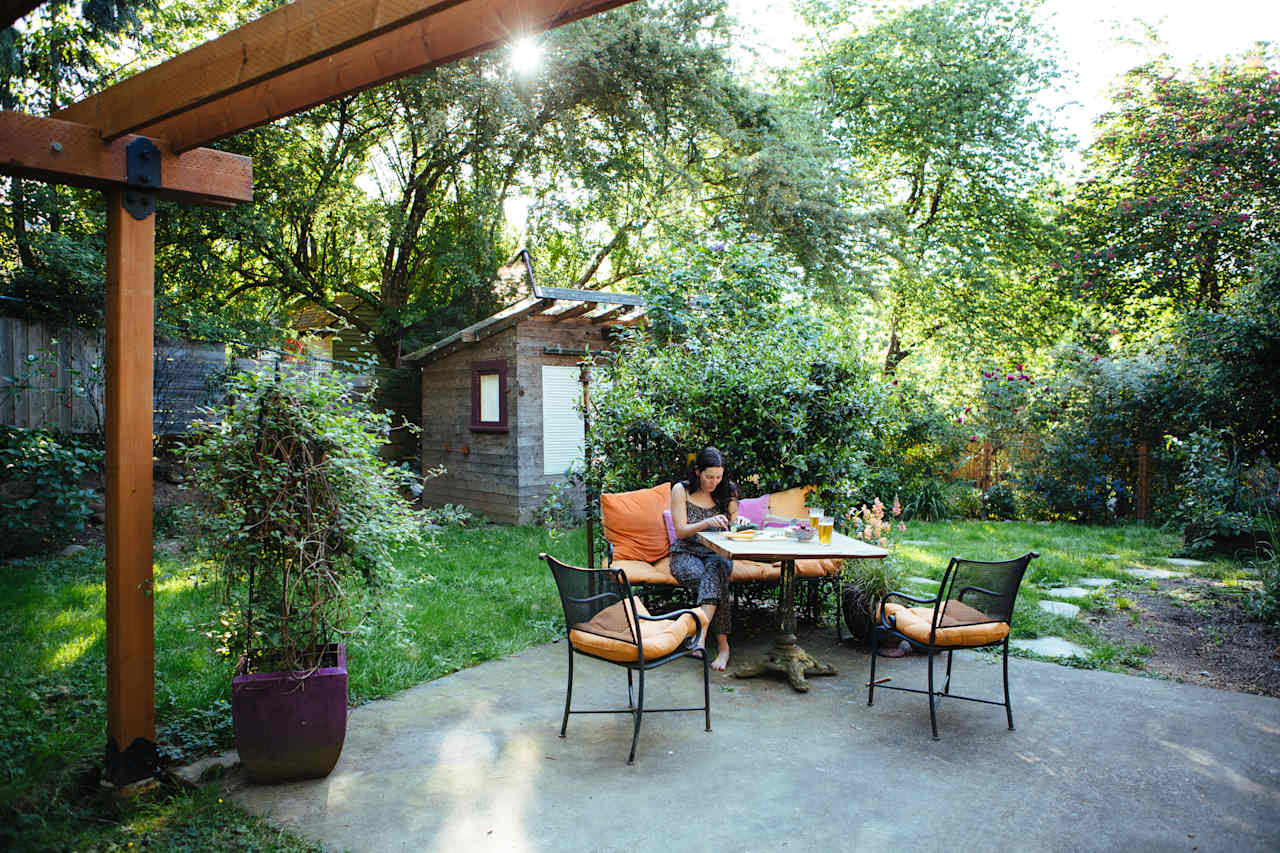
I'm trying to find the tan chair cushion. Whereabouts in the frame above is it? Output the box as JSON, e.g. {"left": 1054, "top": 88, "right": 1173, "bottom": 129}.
{"left": 795, "top": 558, "right": 842, "bottom": 578}
{"left": 881, "top": 600, "right": 1010, "bottom": 647}
{"left": 613, "top": 557, "right": 676, "bottom": 585}
{"left": 601, "top": 483, "right": 672, "bottom": 564}
{"left": 768, "top": 486, "right": 815, "bottom": 521}
{"left": 568, "top": 597, "right": 698, "bottom": 663}
{"left": 729, "top": 559, "right": 779, "bottom": 582}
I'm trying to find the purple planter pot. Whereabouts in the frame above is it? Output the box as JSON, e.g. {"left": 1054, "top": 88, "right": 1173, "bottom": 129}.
{"left": 231, "top": 644, "right": 348, "bottom": 784}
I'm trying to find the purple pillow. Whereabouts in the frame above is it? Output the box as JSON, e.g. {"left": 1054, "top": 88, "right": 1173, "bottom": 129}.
{"left": 736, "top": 494, "right": 770, "bottom": 526}
{"left": 662, "top": 509, "right": 677, "bottom": 545}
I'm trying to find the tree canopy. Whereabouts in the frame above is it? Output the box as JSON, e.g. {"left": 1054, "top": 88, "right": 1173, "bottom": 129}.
{"left": 801, "top": 0, "right": 1070, "bottom": 374}
{"left": 1065, "top": 51, "right": 1280, "bottom": 318}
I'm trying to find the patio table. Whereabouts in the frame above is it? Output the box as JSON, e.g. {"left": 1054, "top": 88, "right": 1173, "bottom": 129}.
{"left": 698, "top": 529, "right": 888, "bottom": 692}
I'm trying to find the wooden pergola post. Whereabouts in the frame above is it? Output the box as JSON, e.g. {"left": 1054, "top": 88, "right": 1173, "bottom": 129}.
{"left": 103, "top": 190, "right": 157, "bottom": 784}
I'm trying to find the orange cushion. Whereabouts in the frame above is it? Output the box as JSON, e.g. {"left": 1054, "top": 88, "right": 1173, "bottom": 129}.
{"left": 730, "top": 560, "right": 779, "bottom": 582}
{"left": 768, "top": 486, "right": 815, "bottom": 521}
{"left": 795, "top": 557, "right": 842, "bottom": 578}
{"left": 881, "top": 601, "right": 1010, "bottom": 647}
{"left": 601, "top": 483, "right": 672, "bottom": 563}
{"left": 613, "top": 557, "right": 676, "bottom": 586}
{"left": 568, "top": 598, "right": 698, "bottom": 663}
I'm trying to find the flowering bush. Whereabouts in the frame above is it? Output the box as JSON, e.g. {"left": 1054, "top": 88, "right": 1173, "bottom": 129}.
{"left": 841, "top": 496, "right": 907, "bottom": 644}
{"left": 846, "top": 496, "right": 906, "bottom": 549}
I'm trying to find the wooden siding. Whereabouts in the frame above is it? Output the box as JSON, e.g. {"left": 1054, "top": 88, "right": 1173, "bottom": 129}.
{"left": 417, "top": 313, "right": 615, "bottom": 525}
{"left": 418, "top": 327, "right": 521, "bottom": 524}
{"left": 1, "top": 316, "right": 224, "bottom": 434}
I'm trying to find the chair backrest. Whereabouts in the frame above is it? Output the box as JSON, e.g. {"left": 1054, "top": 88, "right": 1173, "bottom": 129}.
{"left": 934, "top": 552, "right": 1038, "bottom": 629}
{"left": 542, "top": 552, "right": 640, "bottom": 645}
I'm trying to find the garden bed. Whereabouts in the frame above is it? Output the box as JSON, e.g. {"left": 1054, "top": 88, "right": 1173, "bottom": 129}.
{"left": 1086, "top": 575, "right": 1280, "bottom": 698}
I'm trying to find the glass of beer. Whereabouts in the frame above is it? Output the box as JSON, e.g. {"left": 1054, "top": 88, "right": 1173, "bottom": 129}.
{"left": 818, "top": 516, "right": 835, "bottom": 545}
{"left": 808, "top": 506, "right": 824, "bottom": 530}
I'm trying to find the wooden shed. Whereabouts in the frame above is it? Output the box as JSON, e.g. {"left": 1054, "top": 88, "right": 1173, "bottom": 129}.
{"left": 401, "top": 283, "right": 645, "bottom": 524}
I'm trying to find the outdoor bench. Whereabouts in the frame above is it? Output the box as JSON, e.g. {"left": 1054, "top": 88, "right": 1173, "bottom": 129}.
{"left": 598, "top": 482, "right": 846, "bottom": 628}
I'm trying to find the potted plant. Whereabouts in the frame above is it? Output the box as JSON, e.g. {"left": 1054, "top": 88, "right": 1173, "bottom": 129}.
{"left": 186, "top": 369, "right": 423, "bottom": 783}
{"left": 841, "top": 497, "right": 907, "bottom": 650}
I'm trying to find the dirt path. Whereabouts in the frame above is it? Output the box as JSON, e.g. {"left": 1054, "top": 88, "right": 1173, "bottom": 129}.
{"left": 1086, "top": 575, "right": 1280, "bottom": 698}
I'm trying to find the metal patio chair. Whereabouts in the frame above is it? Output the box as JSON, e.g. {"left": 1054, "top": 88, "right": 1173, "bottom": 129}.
{"left": 541, "top": 552, "right": 711, "bottom": 764}
{"left": 867, "top": 552, "right": 1038, "bottom": 739}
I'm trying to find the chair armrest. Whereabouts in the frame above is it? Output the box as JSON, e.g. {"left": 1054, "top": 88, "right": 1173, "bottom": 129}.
{"left": 956, "top": 585, "right": 1000, "bottom": 602}
{"left": 878, "top": 590, "right": 939, "bottom": 632}
{"left": 883, "top": 590, "right": 938, "bottom": 606}
{"left": 637, "top": 607, "right": 706, "bottom": 645}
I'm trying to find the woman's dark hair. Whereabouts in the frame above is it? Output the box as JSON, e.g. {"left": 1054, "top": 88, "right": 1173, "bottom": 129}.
{"left": 681, "top": 446, "right": 738, "bottom": 514}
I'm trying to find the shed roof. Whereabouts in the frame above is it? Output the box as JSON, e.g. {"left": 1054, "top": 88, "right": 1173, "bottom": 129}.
{"left": 401, "top": 284, "right": 647, "bottom": 366}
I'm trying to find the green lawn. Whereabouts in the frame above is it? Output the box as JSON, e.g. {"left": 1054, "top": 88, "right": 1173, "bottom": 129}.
{"left": 0, "top": 523, "right": 584, "bottom": 852}
{"left": 0, "top": 519, "right": 1244, "bottom": 849}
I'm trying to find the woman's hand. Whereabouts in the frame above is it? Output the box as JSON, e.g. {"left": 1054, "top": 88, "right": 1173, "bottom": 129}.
{"left": 703, "top": 514, "right": 730, "bottom": 530}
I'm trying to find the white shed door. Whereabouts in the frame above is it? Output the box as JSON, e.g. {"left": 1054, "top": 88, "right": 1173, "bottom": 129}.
{"left": 542, "top": 365, "right": 584, "bottom": 476}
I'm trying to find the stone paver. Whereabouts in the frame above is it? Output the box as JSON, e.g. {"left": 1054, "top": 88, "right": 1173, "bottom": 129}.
{"left": 1099, "top": 553, "right": 1121, "bottom": 559}
{"left": 1038, "top": 600, "right": 1080, "bottom": 618}
{"left": 905, "top": 576, "right": 938, "bottom": 587}
{"left": 900, "top": 539, "right": 938, "bottom": 546}
{"left": 1126, "top": 567, "right": 1189, "bottom": 580}
{"left": 1164, "top": 557, "right": 1208, "bottom": 567}
{"left": 1010, "top": 637, "right": 1089, "bottom": 658}
{"left": 1080, "top": 577, "right": 1117, "bottom": 588}
{"left": 1044, "top": 586, "right": 1092, "bottom": 599}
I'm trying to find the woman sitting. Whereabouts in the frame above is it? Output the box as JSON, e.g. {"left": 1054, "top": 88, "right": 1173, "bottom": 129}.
{"left": 669, "top": 446, "right": 737, "bottom": 670}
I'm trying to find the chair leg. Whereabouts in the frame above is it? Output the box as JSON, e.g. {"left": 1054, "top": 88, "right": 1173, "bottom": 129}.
{"left": 703, "top": 648, "right": 712, "bottom": 732}
{"left": 927, "top": 646, "right": 939, "bottom": 741}
{"left": 627, "top": 667, "right": 635, "bottom": 709}
{"left": 560, "top": 644, "right": 574, "bottom": 738}
{"left": 628, "top": 667, "right": 645, "bottom": 764}
{"left": 1003, "top": 637, "right": 1015, "bottom": 731}
{"left": 867, "top": 628, "right": 879, "bottom": 706}
{"left": 943, "top": 649, "right": 954, "bottom": 695}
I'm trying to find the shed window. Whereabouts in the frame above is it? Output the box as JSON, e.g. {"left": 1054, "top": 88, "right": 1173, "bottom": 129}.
{"left": 470, "top": 360, "right": 508, "bottom": 432}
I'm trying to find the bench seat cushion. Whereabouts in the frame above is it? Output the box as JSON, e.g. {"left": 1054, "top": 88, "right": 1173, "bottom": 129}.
{"left": 569, "top": 597, "right": 697, "bottom": 663}
{"left": 881, "top": 601, "right": 1009, "bottom": 647}
{"left": 613, "top": 557, "right": 676, "bottom": 586}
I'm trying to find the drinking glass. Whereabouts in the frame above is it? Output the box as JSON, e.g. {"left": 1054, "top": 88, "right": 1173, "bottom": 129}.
{"left": 808, "top": 507, "right": 824, "bottom": 530}
{"left": 818, "top": 516, "right": 834, "bottom": 545}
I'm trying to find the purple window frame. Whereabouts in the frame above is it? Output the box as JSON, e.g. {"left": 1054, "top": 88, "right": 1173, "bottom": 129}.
{"left": 470, "top": 359, "right": 509, "bottom": 432}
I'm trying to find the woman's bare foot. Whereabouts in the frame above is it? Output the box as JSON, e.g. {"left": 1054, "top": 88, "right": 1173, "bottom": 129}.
{"left": 711, "top": 638, "right": 730, "bottom": 671}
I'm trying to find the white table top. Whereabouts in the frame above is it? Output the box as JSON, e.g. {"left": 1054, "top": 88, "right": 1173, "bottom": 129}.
{"left": 697, "top": 529, "right": 888, "bottom": 563}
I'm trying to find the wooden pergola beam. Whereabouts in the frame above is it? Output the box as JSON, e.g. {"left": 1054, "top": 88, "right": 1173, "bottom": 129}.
{"left": 56, "top": 0, "right": 631, "bottom": 151}
{"left": 0, "top": 112, "right": 253, "bottom": 205}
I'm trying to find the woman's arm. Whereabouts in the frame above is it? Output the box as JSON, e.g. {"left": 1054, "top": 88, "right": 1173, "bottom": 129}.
{"left": 670, "top": 483, "right": 727, "bottom": 538}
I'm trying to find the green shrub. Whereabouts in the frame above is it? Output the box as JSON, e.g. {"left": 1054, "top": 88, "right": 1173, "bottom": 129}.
{"left": 983, "top": 481, "right": 1018, "bottom": 520}
{"left": 952, "top": 484, "right": 984, "bottom": 519}
{"left": 1170, "top": 430, "right": 1278, "bottom": 553}
{"left": 185, "top": 370, "right": 426, "bottom": 673}
{"left": 591, "top": 238, "right": 881, "bottom": 519}
{"left": 0, "top": 427, "right": 100, "bottom": 558}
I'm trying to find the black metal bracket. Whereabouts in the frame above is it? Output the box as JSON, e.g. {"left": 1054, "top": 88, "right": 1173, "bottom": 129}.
{"left": 123, "top": 137, "right": 160, "bottom": 220}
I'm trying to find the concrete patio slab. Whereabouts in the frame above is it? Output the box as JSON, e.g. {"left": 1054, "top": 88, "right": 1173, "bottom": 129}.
{"left": 223, "top": 629, "right": 1280, "bottom": 852}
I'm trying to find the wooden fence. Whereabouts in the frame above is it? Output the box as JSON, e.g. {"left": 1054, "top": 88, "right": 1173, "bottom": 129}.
{"left": 1, "top": 315, "right": 226, "bottom": 435}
